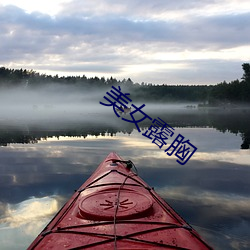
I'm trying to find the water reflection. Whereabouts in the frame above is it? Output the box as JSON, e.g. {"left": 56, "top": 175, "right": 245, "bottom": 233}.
{"left": 1, "top": 196, "right": 59, "bottom": 228}
{"left": 0, "top": 109, "right": 250, "bottom": 249}
{"left": 0, "top": 196, "right": 62, "bottom": 250}
{"left": 0, "top": 107, "right": 250, "bottom": 149}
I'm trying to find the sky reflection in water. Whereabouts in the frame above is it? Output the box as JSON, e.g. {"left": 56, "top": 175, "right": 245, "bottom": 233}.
{"left": 0, "top": 126, "right": 250, "bottom": 249}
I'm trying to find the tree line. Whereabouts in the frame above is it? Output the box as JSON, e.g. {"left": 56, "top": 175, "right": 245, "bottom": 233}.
{"left": 208, "top": 63, "right": 250, "bottom": 105}
{"left": 0, "top": 63, "right": 249, "bottom": 104}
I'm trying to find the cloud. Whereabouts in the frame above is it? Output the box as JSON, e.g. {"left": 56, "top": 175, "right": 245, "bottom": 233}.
{"left": 8, "top": 5, "right": 248, "bottom": 49}
{"left": 0, "top": 196, "right": 61, "bottom": 249}
{"left": 58, "top": 0, "right": 246, "bottom": 19}
{"left": 0, "top": 196, "right": 59, "bottom": 229}
{"left": 0, "top": 1, "right": 250, "bottom": 84}
{"left": 157, "top": 186, "right": 250, "bottom": 216}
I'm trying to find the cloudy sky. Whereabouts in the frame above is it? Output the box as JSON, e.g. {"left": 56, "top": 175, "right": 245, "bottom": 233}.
{"left": 0, "top": 0, "right": 250, "bottom": 85}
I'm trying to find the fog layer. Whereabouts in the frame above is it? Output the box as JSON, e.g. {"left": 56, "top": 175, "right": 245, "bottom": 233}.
{"left": 0, "top": 86, "right": 108, "bottom": 123}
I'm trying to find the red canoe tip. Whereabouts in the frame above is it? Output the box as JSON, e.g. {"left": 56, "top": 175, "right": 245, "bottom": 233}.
{"left": 105, "top": 152, "right": 123, "bottom": 161}
{"left": 27, "top": 153, "right": 213, "bottom": 250}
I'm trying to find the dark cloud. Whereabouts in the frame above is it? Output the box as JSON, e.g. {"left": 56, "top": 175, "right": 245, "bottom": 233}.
{"left": 1, "top": 4, "right": 249, "bottom": 48}
{"left": 0, "top": 2, "right": 249, "bottom": 84}
{"left": 184, "top": 13, "right": 250, "bottom": 49}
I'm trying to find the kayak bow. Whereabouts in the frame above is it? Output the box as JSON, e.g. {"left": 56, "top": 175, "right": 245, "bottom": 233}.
{"left": 28, "top": 152, "right": 213, "bottom": 249}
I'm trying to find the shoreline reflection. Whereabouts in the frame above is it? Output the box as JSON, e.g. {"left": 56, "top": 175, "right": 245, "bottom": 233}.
{"left": 0, "top": 108, "right": 250, "bottom": 149}
{"left": 0, "top": 113, "right": 249, "bottom": 249}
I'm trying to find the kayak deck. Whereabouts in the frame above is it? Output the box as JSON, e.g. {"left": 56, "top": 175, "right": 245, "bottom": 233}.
{"left": 28, "top": 152, "right": 213, "bottom": 249}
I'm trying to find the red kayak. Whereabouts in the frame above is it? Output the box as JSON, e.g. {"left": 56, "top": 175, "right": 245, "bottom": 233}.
{"left": 28, "top": 152, "right": 213, "bottom": 249}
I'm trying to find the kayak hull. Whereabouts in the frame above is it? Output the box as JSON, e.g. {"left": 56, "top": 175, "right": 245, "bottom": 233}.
{"left": 28, "top": 152, "right": 213, "bottom": 249}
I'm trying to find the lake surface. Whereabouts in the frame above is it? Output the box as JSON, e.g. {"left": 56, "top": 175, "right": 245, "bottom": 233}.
{"left": 0, "top": 104, "right": 250, "bottom": 249}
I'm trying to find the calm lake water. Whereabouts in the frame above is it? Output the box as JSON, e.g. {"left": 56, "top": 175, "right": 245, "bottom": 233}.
{"left": 0, "top": 104, "right": 250, "bottom": 249}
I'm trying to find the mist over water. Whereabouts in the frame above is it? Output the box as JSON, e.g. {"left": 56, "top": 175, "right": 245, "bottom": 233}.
{"left": 0, "top": 85, "right": 108, "bottom": 123}
{"left": 0, "top": 84, "right": 250, "bottom": 249}
{"left": 0, "top": 85, "right": 198, "bottom": 127}
{"left": 0, "top": 84, "right": 250, "bottom": 149}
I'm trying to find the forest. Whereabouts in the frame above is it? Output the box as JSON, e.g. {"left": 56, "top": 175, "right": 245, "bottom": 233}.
{"left": 0, "top": 63, "right": 249, "bottom": 105}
